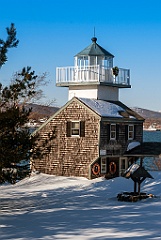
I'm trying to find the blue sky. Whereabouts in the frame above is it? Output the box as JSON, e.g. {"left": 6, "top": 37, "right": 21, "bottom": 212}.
{"left": 1, "top": 0, "right": 161, "bottom": 111}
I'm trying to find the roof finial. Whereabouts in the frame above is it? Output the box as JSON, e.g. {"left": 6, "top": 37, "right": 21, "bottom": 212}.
{"left": 91, "top": 27, "right": 97, "bottom": 43}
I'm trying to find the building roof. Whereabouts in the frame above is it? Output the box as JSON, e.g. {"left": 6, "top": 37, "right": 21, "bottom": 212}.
{"left": 124, "top": 142, "right": 161, "bottom": 157}
{"left": 32, "top": 97, "right": 144, "bottom": 136}
{"left": 123, "top": 164, "right": 153, "bottom": 179}
{"left": 75, "top": 37, "right": 114, "bottom": 57}
{"left": 79, "top": 98, "right": 144, "bottom": 120}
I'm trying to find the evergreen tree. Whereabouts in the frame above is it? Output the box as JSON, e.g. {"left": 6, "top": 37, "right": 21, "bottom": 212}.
{"left": 0, "top": 23, "right": 19, "bottom": 67}
{"left": 0, "top": 24, "right": 54, "bottom": 183}
{"left": 0, "top": 67, "right": 40, "bottom": 182}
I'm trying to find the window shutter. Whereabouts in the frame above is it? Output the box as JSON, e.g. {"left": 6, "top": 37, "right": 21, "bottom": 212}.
{"left": 134, "top": 125, "right": 136, "bottom": 140}
{"left": 125, "top": 125, "right": 128, "bottom": 140}
{"left": 107, "top": 124, "right": 110, "bottom": 141}
{"left": 116, "top": 124, "right": 119, "bottom": 140}
{"left": 80, "top": 121, "right": 85, "bottom": 137}
{"left": 66, "top": 121, "right": 71, "bottom": 137}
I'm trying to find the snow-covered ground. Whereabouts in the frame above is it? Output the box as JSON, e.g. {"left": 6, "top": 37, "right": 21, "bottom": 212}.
{"left": 1, "top": 172, "right": 161, "bottom": 240}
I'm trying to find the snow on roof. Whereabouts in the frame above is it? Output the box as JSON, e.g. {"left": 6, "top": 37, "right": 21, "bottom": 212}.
{"left": 123, "top": 163, "right": 154, "bottom": 179}
{"left": 79, "top": 98, "right": 137, "bottom": 119}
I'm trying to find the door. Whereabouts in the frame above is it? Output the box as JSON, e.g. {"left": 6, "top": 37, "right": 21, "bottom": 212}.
{"left": 119, "top": 157, "right": 128, "bottom": 176}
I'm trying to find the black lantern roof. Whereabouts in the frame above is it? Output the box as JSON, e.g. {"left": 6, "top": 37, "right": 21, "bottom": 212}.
{"left": 75, "top": 37, "right": 114, "bottom": 57}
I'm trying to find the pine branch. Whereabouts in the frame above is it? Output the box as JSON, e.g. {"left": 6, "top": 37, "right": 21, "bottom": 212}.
{"left": 0, "top": 23, "right": 19, "bottom": 67}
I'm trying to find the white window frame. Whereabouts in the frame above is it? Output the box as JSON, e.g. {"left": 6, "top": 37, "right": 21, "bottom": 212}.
{"left": 110, "top": 124, "right": 116, "bottom": 140}
{"left": 128, "top": 124, "right": 134, "bottom": 140}
{"left": 71, "top": 121, "right": 80, "bottom": 136}
{"left": 119, "top": 157, "right": 128, "bottom": 176}
{"left": 101, "top": 157, "right": 107, "bottom": 173}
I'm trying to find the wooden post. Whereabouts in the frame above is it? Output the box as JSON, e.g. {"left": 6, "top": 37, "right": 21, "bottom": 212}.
{"left": 138, "top": 180, "right": 141, "bottom": 194}
{"left": 138, "top": 157, "right": 144, "bottom": 194}
{"left": 140, "top": 157, "right": 143, "bottom": 167}
{"left": 134, "top": 182, "right": 136, "bottom": 193}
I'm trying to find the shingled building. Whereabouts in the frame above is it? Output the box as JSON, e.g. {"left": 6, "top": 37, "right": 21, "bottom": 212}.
{"left": 31, "top": 37, "right": 146, "bottom": 179}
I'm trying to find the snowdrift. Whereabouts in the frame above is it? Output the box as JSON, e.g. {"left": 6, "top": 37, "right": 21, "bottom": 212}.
{"left": 1, "top": 171, "right": 161, "bottom": 239}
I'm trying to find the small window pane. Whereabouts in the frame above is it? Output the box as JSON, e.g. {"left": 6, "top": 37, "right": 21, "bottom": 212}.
{"left": 72, "top": 122, "right": 79, "bottom": 129}
{"left": 72, "top": 129, "right": 79, "bottom": 135}
{"left": 102, "top": 165, "right": 106, "bottom": 172}
{"left": 129, "top": 125, "right": 133, "bottom": 131}
{"left": 71, "top": 121, "right": 80, "bottom": 136}
{"left": 129, "top": 132, "right": 133, "bottom": 139}
{"left": 111, "top": 125, "right": 116, "bottom": 131}
{"left": 102, "top": 158, "right": 106, "bottom": 164}
{"left": 111, "top": 132, "right": 115, "bottom": 138}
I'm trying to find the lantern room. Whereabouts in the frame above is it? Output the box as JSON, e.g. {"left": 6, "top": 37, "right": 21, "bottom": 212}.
{"left": 56, "top": 37, "right": 131, "bottom": 101}
{"left": 74, "top": 37, "right": 114, "bottom": 68}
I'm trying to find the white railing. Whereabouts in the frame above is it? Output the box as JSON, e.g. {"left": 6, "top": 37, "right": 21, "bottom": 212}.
{"left": 56, "top": 65, "right": 130, "bottom": 86}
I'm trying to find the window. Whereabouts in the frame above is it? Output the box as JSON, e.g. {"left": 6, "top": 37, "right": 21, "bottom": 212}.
{"left": 66, "top": 121, "right": 85, "bottom": 137}
{"left": 71, "top": 121, "right": 80, "bottom": 136}
{"left": 110, "top": 124, "right": 116, "bottom": 140}
{"left": 128, "top": 125, "right": 134, "bottom": 140}
{"left": 101, "top": 157, "right": 107, "bottom": 173}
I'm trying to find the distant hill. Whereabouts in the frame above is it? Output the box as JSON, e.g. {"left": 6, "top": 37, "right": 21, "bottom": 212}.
{"left": 28, "top": 103, "right": 59, "bottom": 115}
{"left": 26, "top": 103, "right": 161, "bottom": 124}
{"left": 131, "top": 107, "right": 161, "bottom": 119}
{"left": 26, "top": 103, "right": 59, "bottom": 121}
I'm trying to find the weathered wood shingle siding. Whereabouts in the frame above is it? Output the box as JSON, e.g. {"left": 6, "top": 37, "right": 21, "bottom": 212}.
{"left": 32, "top": 99, "right": 100, "bottom": 178}
{"left": 100, "top": 121, "right": 143, "bottom": 155}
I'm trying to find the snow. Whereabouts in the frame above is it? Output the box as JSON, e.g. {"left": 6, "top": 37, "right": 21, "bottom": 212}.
{"left": 79, "top": 98, "right": 125, "bottom": 118}
{"left": 127, "top": 141, "right": 140, "bottom": 151}
{"left": 1, "top": 172, "right": 161, "bottom": 239}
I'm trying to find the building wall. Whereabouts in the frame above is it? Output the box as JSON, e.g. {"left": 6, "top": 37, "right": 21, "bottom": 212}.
{"left": 32, "top": 98, "right": 143, "bottom": 179}
{"left": 90, "top": 121, "right": 143, "bottom": 179}
{"left": 99, "top": 121, "right": 143, "bottom": 155}
{"left": 97, "top": 85, "right": 118, "bottom": 101}
{"left": 32, "top": 99, "right": 100, "bottom": 178}
{"left": 68, "top": 85, "right": 118, "bottom": 101}
{"left": 68, "top": 85, "right": 98, "bottom": 100}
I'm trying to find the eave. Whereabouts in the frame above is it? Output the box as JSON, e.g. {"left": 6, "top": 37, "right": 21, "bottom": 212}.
{"left": 124, "top": 142, "right": 161, "bottom": 158}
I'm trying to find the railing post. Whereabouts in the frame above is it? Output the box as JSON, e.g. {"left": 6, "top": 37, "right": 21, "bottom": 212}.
{"left": 98, "top": 65, "right": 100, "bottom": 82}
{"left": 128, "top": 69, "right": 130, "bottom": 85}
{"left": 56, "top": 68, "right": 58, "bottom": 83}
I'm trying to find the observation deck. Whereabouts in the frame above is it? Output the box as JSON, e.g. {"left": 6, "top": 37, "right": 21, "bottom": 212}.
{"left": 56, "top": 65, "right": 130, "bottom": 88}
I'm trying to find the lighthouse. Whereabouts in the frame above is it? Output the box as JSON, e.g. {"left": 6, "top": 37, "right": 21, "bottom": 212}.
{"left": 32, "top": 36, "right": 145, "bottom": 180}
{"left": 56, "top": 37, "right": 131, "bottom": 101}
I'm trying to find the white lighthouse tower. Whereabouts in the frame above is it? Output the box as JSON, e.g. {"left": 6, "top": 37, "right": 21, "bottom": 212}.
{"left": 56, "top": 37, "right": 130, "bottom": 101}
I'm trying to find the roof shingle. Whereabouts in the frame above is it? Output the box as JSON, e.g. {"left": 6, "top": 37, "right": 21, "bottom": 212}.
{"left": 75, "top": 38, "right": 114, "bottom": 57}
